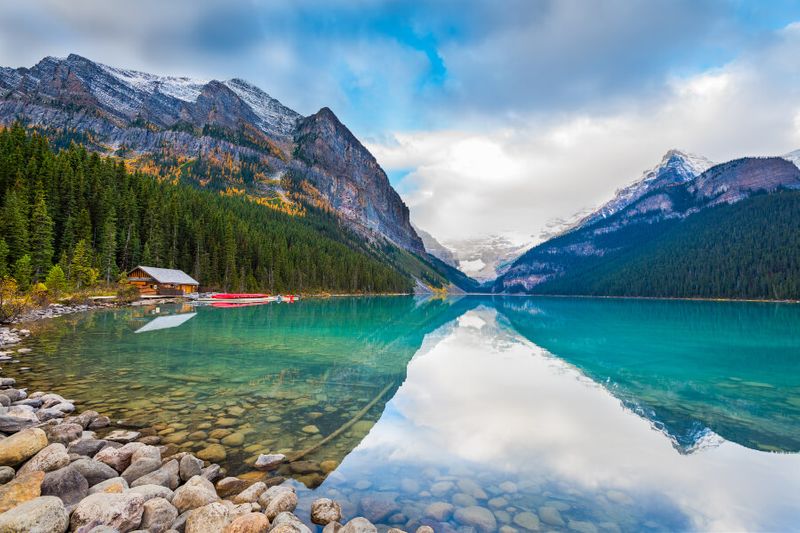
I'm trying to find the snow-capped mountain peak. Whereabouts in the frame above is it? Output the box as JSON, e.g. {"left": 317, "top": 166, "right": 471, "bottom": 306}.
{"left": 579, "top": 149, "right": 714, "bottom": 228}
{"left": 782, "top": 149, "right": 800, "bottom": 169}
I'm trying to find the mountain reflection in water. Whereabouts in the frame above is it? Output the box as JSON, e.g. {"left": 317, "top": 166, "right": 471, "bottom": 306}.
{"left": 15, "top": 296, "right": 800, "bottom": 531}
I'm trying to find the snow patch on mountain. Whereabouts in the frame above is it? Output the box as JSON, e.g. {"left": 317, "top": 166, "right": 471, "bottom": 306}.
{"left": 444, "top": 234, "right": 531, "bottom": 281}
{"left": 223, "top": 79, "right": 301, "bottom": 137}
{"left": 99, "top": 63, "right": 208, "bottom": 102}
{"left": 783, "top": 149, "right": 800, "bottom": 169}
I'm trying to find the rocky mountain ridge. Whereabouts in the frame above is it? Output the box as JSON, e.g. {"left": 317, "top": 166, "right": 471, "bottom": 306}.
{"left": 0, "top": 54, "right": 425, "bottom": 255}
{"left": 495, "top": 151, "right": 800, "bottom": 292}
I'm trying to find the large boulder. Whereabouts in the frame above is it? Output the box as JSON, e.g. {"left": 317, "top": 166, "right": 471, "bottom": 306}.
{"left": 128, "top": 483, "right": 174, "bottom": 502}
{"left": 311, "top": 498, "right": 343, "bottom": 525}
{"left": 0, "top": 414, "right": 35, "bottom": 433}
{"left": 131, "top": 459, "right": 180, "bottom": 489}
{"left": 67, "top": 438, "right": 108, "bottom": 457}
{"left": 95, "top": 441, "right": 145, "bottom": 472}
{"left": 121, "top": 457, "right": 162, "bottom": 484}
{"left": 223, "top": 512, "right": 270, "bottom": 533}
{"left": 172, "top": 475, "right": 219, "bottom": 513}
{"left": 232, "top": 481, "right": 266, "bottom": 504}
{"left": 270, "top": 512, "right": 312, "bottom": 533}
{"left": 140, "top": 496, "right": 179, "bottom": 533}
{"left": 41, "top": 466, "right": 88, "bottom": 507}
{"left": 42, "top": 423, "right": 82, "bottom": 445}
{"left": 179, "top": 454, "right": 203, "bottom": 481}
{"left": 69, "top": 491, "right": 146, "bottom": 532}
{"left": 0, "top": 495, "right": 69, "bottom": 533}
{"left": 17, "top": 443, "right": 70, "bottom": 476}
{"left": 0, "top": 428, "right": 48, "bottom": 466}
{"left": 215, "top": 476, "right": 251, "bottom": 499}
{"left": 258, "top": 485, "right": 297, "bottom": 520}
{"left": 69, "top": 458, "right": 119, "bottom": 486}
{"left": 88, "top": 476, "right": 129, "bottom": 495}
{"left": 185, "top": 501, "right": 230, "bottom": 533}
{"left": 0, "top": 470, "right": 44, "bottom": 512}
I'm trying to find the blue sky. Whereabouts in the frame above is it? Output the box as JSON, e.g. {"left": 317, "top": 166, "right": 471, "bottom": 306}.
{"left": 2, "top": 1, "right": 800, "bottom": 245}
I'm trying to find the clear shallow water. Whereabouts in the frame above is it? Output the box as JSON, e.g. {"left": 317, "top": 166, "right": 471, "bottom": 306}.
{"left": 12, "top": 296, "right": 800, "bottom": 532}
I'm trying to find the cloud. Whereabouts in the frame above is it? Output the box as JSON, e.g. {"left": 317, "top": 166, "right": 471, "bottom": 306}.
{"left": 0, "top": 1, "right": 799, "bottom": 248}
{"left": 369, "top": 21, "right": 800, "bottom": 244}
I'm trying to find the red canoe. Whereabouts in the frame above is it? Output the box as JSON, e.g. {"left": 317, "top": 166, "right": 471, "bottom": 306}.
{"left": 211, "top": 293, "right": 270, "bottom": 299}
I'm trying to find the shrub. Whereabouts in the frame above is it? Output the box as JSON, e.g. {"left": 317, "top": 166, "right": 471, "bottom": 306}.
{"left": 30, "top": 282, "right": 49, "bottom": 306}
{"left": 116, "top": 281, "right": 140, "bottom": 304}
{"left": 0, "top": 277, "right": 28, "bottom": 324}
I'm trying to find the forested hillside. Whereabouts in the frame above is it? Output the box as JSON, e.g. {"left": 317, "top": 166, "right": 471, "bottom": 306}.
{"left": 0, "top": 125, "right": 419, "bottom": 294}
{"left": 525, "top": 190, "right": 800, "bottom": 300}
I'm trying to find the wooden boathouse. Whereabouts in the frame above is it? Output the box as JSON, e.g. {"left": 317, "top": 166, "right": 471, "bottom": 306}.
{"left": 127, "top": 266, "right": 200, "bottom": 296}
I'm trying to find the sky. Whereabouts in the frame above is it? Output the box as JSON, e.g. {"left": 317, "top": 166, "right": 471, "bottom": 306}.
{"left": 2, "top": 0, "right": 800, "bottom": 247}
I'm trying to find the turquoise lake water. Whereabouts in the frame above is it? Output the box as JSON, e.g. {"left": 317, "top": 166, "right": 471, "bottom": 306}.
{"left": 12, "top": 296, "right": 800, "bottom": 532}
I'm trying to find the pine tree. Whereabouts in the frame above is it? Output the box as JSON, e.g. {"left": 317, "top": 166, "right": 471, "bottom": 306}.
{"left": 1, "top": 191, "right": 29, "bottom": 261}
{"left": 44, "top": 264, "right": 67, "bottom": 296}
{"left": 29, "top": 189, "right": 54, "bottom": 281}
{"left": 0, "top": 239, "right": 8, "bottom": 278}
{"left": 99, "top": 208, "right": 117, "bottom": 284}
{"left": 70, "top": 239, "right": 97, "bottom": 289}
{"left": 13, "top": 254, "right": 32, "bottom": 291}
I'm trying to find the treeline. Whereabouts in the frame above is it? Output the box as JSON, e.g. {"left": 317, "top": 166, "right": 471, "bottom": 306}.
{"left": 0, "top": 124, "right": 413, "bottom": 294}
{"left": 535, "top": 190, "right": 800, "bottom": 300}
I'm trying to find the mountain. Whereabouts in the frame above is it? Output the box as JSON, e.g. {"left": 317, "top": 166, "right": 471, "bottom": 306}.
{"left": 412, "top": 224, "right": 458, "bottom": 268}
{"left": 0, "top": 54, "right": 468, "bottom": 290}
{"left": 577, "top": 149, "right": 714, "bottom": 228}
{"left": 443, "top": 235, "right": 529, "bottom": 282}
{"left": 782, "top": 149, "right": 800, "bottom": 170}
{"left": 495, "top": 153, "right": 800, "bottom": 299}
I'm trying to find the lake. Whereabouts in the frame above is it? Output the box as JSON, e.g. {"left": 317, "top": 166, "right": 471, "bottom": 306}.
{"left": 12, "top": 296, "right": 800, "bottom": 532}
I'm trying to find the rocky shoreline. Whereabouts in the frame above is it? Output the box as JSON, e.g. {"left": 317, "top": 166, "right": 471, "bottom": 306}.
{"left": 0, "top": 328, "right": 431, "bottom": 533}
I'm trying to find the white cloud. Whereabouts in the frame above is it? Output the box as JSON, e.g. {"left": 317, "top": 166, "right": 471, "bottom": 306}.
{"left": 369, "top": 22, "right": 800, "bottom": 247}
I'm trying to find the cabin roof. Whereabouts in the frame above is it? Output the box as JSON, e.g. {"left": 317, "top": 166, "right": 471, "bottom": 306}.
{"left": 130, "top": 266, "right": 199, "bottom": 285}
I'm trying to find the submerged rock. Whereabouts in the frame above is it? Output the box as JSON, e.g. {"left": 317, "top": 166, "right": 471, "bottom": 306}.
{"left": 513, "top": 511, "right": 540, "bottom": 531}
{"left": 454, "top": 506, "right": 498, "bottom": 533}
{"left": 538, "top": 506, "right": 565, "bottom": 527}
{"left": 254, "top": 453, "right": 285, "bottom": 471}
{"left": 339, "top": 517, "right": 377, "bottom": 533}
{"left": 197, "top": 443, "right": 227, "bottom": 462}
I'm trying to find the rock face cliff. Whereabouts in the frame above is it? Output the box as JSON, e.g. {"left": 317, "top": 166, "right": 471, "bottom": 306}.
{"left": 0, "top": 54, "right": 425, "bottom": 254}
{"left": 292, "top": 108, "right": 424, "bottom": 253}
{"left": 495, "top": 153, "right": 800, "bottom": 292}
